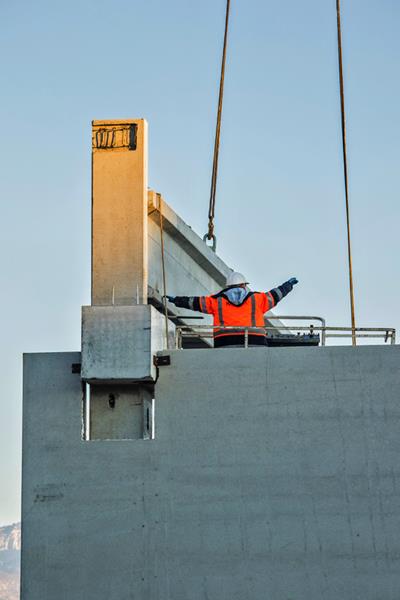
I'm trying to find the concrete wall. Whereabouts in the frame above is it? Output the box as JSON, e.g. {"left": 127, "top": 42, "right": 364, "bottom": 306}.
{"left": 21, "top": 346, "right": 400, "bottom": 599}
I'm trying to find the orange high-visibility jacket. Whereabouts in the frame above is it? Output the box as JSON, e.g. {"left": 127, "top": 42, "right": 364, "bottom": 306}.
{"left": 172, "top": 281, "right": 294, "bottom": 347}
{"left": 196, "top": 291, "right": 275, "bottom": 344}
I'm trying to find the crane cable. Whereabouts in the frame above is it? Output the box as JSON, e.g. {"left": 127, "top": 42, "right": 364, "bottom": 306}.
{"left": 336, "top": 0, "right": 357, "bottom": 346}
{"left": 204, "top": 0, "right": 231, "bottom": 252}
{"left": 158, "top": 194, "right": 170, "bottom": 350}
{"left": 202, "top": 0, "right": 357, "bottom": 347}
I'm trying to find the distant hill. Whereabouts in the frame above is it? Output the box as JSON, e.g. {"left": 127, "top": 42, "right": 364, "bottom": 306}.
{"left": 0, "top": 523, "right": 20, "bottom": 600}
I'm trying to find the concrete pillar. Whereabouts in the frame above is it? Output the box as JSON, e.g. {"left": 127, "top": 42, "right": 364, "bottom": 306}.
{"left": 91, "top": 119, "right": 148, "bottom": 305}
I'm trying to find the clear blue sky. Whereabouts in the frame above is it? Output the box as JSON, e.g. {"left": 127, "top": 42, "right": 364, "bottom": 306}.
{"left": 0, "top": 0, "right": 399, "bottom": 525}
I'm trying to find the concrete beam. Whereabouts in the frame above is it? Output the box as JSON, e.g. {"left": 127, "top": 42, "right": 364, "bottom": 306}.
{"left": 148, "top": 191, "right": 230, "bottom": 289}
{"left": 147, "top": 191, "right": 286, "bottom": 332}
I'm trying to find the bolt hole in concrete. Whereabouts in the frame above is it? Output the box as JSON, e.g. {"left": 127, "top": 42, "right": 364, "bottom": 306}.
{"left": 108, "top": 393, "right": 116, "bottom": 409}
{"left": 83, "top": 384, "right": 155, "bottom": 440}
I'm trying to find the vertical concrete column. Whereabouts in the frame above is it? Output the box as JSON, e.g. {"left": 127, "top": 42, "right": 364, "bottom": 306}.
{"left": 92, "top": 119, "right": 148, "bottom": 305}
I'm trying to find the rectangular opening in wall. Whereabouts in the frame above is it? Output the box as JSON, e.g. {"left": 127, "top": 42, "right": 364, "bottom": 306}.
{"left": 82, "top": 384, "right": 154, "bottom": 441}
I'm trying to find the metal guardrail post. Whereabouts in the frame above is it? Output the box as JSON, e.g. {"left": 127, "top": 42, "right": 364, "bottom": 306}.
{"left": 320, "top": 319, "right": 326, "bottom": 346}
{"left": 177, "top": 328, "right": 182, "bottom": 350}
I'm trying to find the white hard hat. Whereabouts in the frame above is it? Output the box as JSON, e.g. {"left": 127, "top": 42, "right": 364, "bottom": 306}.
{"left": 225, "top": 271, "right": 249, "bottom": 288}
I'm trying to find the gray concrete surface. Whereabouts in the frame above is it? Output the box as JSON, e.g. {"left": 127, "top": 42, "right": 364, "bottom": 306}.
{"left": 22, "top": 345, "right": 400, "bottom": 599}
{"left": 92, "top": 120, "right": 149, "bottom": 306}
{"left": 89, "top": 384, "right": 153, "bottom": 441}
{"left": 81, "top": 305, "right": 174, "bottom": 382}
{"left": 147, "top": 190, "right": 231, "bottom": 293}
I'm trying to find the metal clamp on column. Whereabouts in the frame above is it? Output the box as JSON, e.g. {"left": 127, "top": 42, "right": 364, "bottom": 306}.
{"left": 153, "top": 355, "right": 171, "bottom": 367}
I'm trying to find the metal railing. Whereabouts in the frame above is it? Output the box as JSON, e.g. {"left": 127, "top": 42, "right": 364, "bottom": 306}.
{"left": 175, "top": 320, "right": 396, "bottom": 349}
{"left": 266, "top": 315, "right": 327, "bottom": 345}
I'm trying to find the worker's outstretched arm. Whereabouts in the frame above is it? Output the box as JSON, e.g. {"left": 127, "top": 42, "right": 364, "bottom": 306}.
{"left": 266, "top": 277, "right": 298, "bottom": 310}
{"left": 165, "top": 295, "right": 212, "bottom": 314}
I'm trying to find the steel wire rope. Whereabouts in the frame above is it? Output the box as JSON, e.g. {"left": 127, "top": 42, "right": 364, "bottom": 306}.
{"left": 204, "top": 0, "right": 231, "bottom": 252}
{"left": 336, "top": 0, "right": 357, "bottom": 346}
{"left": 158, "top": 195, "right": 170, "bottom": 350}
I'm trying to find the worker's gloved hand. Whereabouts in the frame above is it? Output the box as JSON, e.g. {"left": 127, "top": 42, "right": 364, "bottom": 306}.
{"left": 164, "top": 295, "right": 176, "bottom": 304}
{"left": 280, "top": 277, "right": 298, "bottom": 296}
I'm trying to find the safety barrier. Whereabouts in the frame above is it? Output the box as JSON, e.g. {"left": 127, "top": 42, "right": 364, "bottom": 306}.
{"left": 175, "top": 317, "right": 396, "bottom": 349}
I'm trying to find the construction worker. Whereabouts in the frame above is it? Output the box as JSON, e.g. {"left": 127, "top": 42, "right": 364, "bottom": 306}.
{"left": 166, "top": 272, "right": 298, "bottom": 347}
